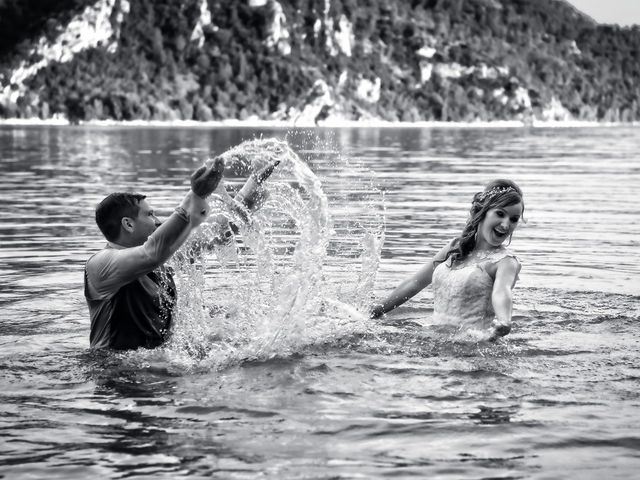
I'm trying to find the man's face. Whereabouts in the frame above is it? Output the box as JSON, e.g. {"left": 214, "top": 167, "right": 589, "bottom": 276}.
{"left": 129, "top": 200, "right": 161, "bottom": 245}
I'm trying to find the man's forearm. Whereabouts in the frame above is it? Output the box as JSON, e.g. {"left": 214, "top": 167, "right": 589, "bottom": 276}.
{"left": 145, "top": 192, "right": 208, "bottom": 263}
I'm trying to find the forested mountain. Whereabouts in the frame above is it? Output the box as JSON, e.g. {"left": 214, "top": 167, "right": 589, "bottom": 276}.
{"left": 1, "top": 0, "right": 639, "bottom": 124}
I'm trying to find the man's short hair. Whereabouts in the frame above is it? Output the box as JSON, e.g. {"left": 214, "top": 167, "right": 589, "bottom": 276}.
{"left": 95, "top": 192, "right": 146, "bottom": 242}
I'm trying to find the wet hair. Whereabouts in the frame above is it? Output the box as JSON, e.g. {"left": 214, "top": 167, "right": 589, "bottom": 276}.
{"left": 444, "top": 179, "right": 524, "bottom": 264}
{"left": 95, "top": 192, "right": 146, "bottom": 242}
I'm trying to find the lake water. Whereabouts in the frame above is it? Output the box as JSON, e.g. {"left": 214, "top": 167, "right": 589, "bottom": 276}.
{"left": 1, "top": 125, "right": 639, "bottom": 479}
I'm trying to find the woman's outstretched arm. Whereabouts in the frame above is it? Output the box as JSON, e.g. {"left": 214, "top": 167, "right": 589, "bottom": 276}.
{"left": 369, "top": 241, "right": 453, "bottom": 318}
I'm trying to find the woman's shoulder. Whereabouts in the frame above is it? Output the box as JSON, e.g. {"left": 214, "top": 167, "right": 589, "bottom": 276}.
{"left": 432, "top": 238, "right": 458, "bottom": 264}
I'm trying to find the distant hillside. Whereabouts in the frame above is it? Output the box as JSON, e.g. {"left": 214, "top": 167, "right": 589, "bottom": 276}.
{"left": 0, "top": 0, "right": 639, "bottom": 124}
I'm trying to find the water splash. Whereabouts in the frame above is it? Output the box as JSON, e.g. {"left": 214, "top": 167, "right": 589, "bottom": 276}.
{"left": 162, "top": 137, "right": 384, "bottom": 371}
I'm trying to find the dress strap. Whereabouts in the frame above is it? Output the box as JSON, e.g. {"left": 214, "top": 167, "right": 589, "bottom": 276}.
{"left": 484, "top": 248, "right": 521, "bottom": 282}
{"left": 486, "top": 247, "right": 519, "bottom": 264}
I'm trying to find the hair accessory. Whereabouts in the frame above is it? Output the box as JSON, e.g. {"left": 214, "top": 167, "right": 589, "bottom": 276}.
{"left": 478, "top": 186, "right": 515, "bottom": 202}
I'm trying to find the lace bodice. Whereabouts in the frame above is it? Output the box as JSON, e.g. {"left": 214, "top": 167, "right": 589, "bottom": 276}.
{"left": 431, "top": 247, "right": 519, "bottom": 332}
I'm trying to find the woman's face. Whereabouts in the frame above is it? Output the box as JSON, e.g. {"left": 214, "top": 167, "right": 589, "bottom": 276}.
{"left": 477, "top": 202, "right": 523, "bottom": 249}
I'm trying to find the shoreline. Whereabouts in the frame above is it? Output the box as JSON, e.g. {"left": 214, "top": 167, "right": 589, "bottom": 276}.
{"left": 0, "top": 117, "right": 637, "bottom": 129}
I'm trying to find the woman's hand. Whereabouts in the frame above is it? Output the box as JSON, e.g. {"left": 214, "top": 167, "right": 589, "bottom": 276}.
{"left": 488, "top": 318, "right": 512, "bottom": 341}
{"left": 369, "top": 303, "right": 385, "bottom": 319}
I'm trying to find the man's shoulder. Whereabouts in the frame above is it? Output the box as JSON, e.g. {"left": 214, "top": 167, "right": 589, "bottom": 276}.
{"left": 85, "top": 245, "right": 124, "bottom": 288}
{"left": 85, "top": 246, "right": 122, "bottom": 300}
{"left": 86, "top": 246, "right": 112, "bottom": 270}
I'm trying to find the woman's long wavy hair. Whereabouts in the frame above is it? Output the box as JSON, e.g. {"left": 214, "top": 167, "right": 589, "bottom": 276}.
{"left": 444, "top": 179, "right": 524, "bottom": 265}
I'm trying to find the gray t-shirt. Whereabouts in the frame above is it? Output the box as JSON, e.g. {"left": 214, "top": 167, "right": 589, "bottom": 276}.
{"left": 84, "top": 212, "right": 188, "bottom": 349}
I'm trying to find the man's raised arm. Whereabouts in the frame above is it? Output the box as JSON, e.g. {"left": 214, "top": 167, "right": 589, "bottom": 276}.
{"left": 87, "top": 159, "right": 224, "bottom": 297}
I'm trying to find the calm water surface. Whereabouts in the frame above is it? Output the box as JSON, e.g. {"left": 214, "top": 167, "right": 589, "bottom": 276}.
{"left": 1, "top": 125, "right": 639, "bottom": 479}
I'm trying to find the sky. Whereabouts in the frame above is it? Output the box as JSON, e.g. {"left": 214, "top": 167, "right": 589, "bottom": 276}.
{"left": 567, "top": 0, "right": 640, "bottom": 26}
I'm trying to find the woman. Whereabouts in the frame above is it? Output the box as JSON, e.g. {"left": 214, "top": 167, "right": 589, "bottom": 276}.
{"left": 370, "top": 179, "right": 524, "bottom": 341}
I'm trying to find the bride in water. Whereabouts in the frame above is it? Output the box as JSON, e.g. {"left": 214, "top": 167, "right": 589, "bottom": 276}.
{"left": 370, "top": 179, "right": 524, "bottom": 341}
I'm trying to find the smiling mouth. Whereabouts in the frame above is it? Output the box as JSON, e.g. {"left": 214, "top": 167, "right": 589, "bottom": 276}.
{"left": 493, "top": 228, "right": 508, "bottom": 238}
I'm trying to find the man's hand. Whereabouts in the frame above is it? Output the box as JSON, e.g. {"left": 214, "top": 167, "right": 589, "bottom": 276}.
{"left": 191, "top": 157, "right": 225, "bottom": 198}
{"left": 236, "top": 159, "right": 281, "bottom": 210}
{"left": 255, "top": 159, "right": 280, "bottom": 184}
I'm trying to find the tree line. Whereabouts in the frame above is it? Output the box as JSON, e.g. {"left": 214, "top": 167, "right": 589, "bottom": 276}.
{"left": 1, "top": 0, "right": 639, "bottom": 123}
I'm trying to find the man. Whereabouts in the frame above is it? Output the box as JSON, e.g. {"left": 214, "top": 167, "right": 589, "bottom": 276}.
{"left": 84, "top": 158, "right": 276, "bottom": 350}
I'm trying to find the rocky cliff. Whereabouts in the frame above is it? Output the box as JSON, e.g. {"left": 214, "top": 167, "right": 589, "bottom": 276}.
{"left": 0, "top": 0, "right": 639, "bottom": 124}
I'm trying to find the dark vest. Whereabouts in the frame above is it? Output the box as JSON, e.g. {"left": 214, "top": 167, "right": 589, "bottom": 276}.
{"left": 86, "top": 269, "right": 176, "bottom": 350}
